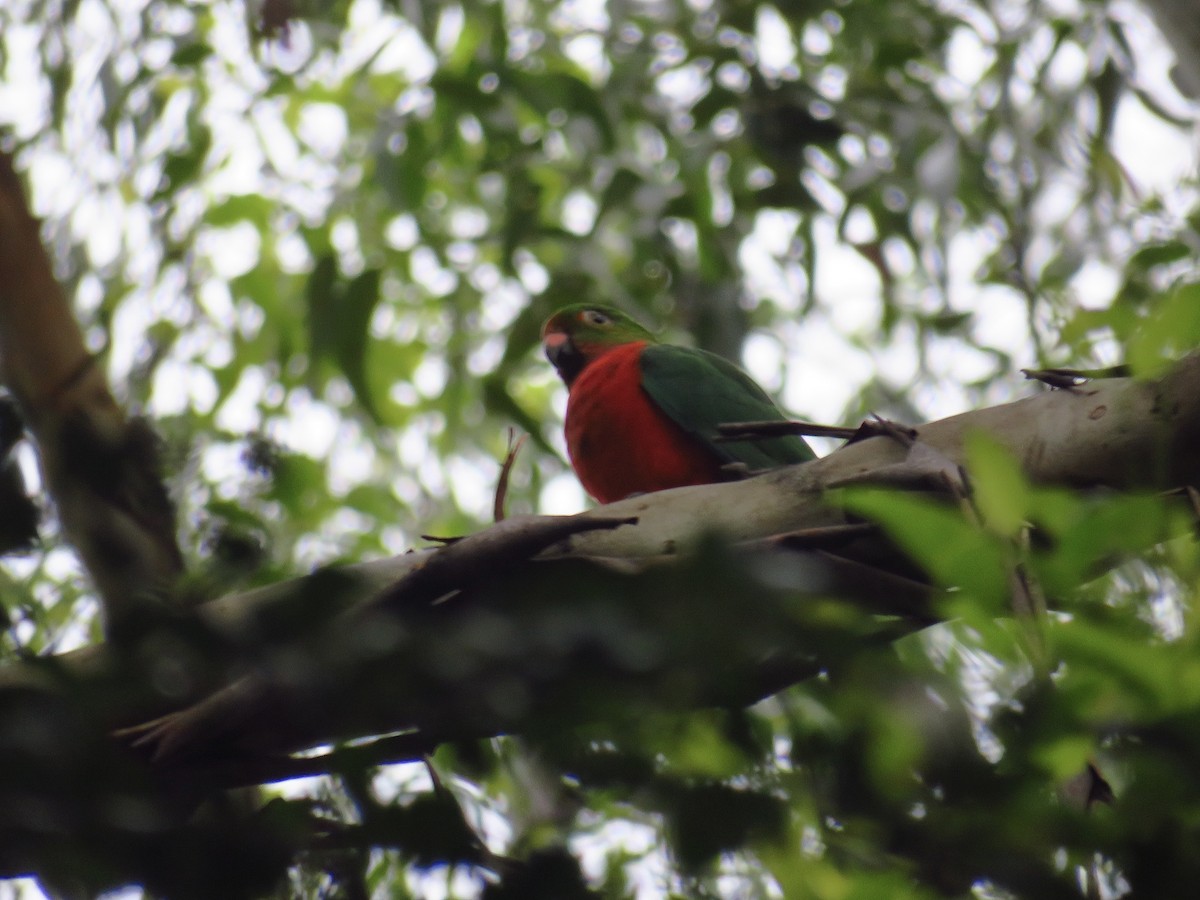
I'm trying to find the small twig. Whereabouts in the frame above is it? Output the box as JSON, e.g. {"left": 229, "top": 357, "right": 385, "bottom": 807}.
{"left": 424, "top": 756, "right": 445, "bottom": 791}
{"left": 719, "top": 461, "right": 754, "bottom": 479}
{"left": 716, "top": 420, "right": 860, "bottom": 441}
{"left": 826, "top": 423, "right": 967, "bottom": 495}
{"left": 955, "top": 481, "right": 1049, "bottom": 672}
{"left": 303, "top": 814, "right": 515, "bottom": 876}
{"left": 380, "top": 514, "right": 638, "bottom": 614}
{"left": 1022, "top": 369, "right": 1085, "bottom": 390}
{"left": 1060, "top": 762, "right": 1115, "bottom": 827}
{"left": 494, "top": 429, "right": 528, "bottom": 523}
{"left": 763, "top": 523, "right": 879, "bottom": 549}
{"left": 1008, "top": 559, "right": 1048, "bottom": 628}
{"left": 1021, "top": 366, "right": 1129, "bottom": 391}
{"left": 420, "top": 534, "right": 462, "bottom": 545}
{"left": 743, "top": 619, "right": 924, "bottom": 703}
{"left": 1185, "top": 486, "right": 1200, "bottom": 537}
{"left": 866, "top": 414, "right": 919, "bottom": 448}
{"left": 1156, "top": 485, "right": 1200, "bottom": 539}
{"left": 269, "top": 730, "right": 441, "bottom": 785}
{"left": 775, "top": 548, "right": 938, "bottom": 623}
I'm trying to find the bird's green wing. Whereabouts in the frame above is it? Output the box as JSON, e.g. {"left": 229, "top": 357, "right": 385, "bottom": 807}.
{"left": 640, "top": 343, "right": 814, "bottom": 471}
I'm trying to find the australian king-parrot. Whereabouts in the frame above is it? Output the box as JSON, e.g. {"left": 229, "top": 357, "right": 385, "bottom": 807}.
{"left": 542, "top": 304, "right": 814, "bottom": 504}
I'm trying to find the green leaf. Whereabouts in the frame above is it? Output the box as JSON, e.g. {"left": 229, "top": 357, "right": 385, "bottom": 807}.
{"left": 964, "top": 430, "right": 1029, "bottom": 537}
{"left": 510, "top": 69, "right": 614, "bottom": 148}
{"left": 1051, "top": 617, "right": 1192, "bottom": 718}
{"left": 1128, "top": 282, "right": 1200, "bottom": 377}
{"left": 1032, "top": 735, "right": 1094, "bottom": 780}
{"left": 305, "top": 253, "right": 339, "bottom": 370}
{"left": 160, "top": 124, "right": 212, "bottom": 194}
{"left": 1128, "top": 241, "right": 1191, "bottom": 273}
{"left": 335, "top": 268, "right": 384, "bottom": 422}
{"left": 665, "top": 783, "right": 787, "bottom": 868}
{"left": 266, "top": 452, "right": 327, "bottom": 519}
{"left": 205, "top": 194, "right": 274, "bottom": 228}
{"left": 170, "top": 43, "right": 212, "bottom": 68}
{"left": 1032, "top": 492, "right": 1171, "bottom": 594}
{"left": 840, "top": 488, "right": 1009, "bottom": 608}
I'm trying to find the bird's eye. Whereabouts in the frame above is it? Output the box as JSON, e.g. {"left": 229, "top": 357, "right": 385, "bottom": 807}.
{"left": 583, "top": 310, "right": 610, "bottom": 326}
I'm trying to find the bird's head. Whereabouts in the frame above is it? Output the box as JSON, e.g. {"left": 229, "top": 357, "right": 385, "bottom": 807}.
{"left": 541, "top": 305, "right": 656, "bottom": 386}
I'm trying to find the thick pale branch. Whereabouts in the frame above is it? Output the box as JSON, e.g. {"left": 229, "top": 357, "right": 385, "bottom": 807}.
{"left": 0, "top": 355, "right": 1195, "bottom": 791}
{"left": 553, "top": 356, "right": 1200, "bottom": 559}
{"left": 85, "top": 360, "right": 1200, "bottom": 761}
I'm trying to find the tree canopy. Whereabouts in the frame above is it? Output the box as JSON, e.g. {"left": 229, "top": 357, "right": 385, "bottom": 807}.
{"left": 0, "top": 0, "right": 1198, "bottom": 897}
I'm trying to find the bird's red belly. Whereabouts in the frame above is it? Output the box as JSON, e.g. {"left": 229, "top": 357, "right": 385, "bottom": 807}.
{"left": 565, "top": 343, "right": 723, "bottom": 504}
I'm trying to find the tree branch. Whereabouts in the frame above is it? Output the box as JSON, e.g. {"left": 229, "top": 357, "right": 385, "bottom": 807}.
{"left": 0, "top": 352, "right": 1194, "bottom": 792}
{"left": 0, "top": 152, "right": 183, "bottom": 633}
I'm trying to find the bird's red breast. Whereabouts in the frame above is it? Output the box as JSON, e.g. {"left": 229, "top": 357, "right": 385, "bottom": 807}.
{"left": 565, "top": 341, "right": 724, "bottom": 503}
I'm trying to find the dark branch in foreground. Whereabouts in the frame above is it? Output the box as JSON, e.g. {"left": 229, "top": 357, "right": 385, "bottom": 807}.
{"left": 117, "top": 513, "right": 641, "bottom": 762}
{"left": 0, "top": 354, "right": 1197, "bottom": 892}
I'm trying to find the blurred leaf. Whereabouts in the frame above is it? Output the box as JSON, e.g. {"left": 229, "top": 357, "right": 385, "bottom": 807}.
{"left": 206, "top": 194, "right": 274, "bottom": 228}
{"left": 303, "top": 258, "right": 386, "bottom": 421}
{"left": 665, "top": 782, "right": 788, "bottom": 869}
{"left": 964, "top": 431, "right": 1029, "bottom": 537}
{"left": 159, "top": 124, "right": 212, "bottom": 196}
{"left": 510, "top": 69, "right": 614, "bottom": 149}
{"left": 170, "top": 42, "right": 212, "bottom": 68}
{"left": 1127, "top": 242, "right": 1191, "bottom": 273}
{"left": 369, "top": 790, "right": 482, "bottom": 868}
{"left": 1031, "top": 491, "right": 1172, "bottom": 594}
{"left": 1032, "top": 734, "right": 1094, "bottom": 780}
{"left": 840, "top": 489, "right": 1010, "bottom": 608}
{"left": 483, "top": 847, "right": 594, "bottom": 899}
{"left": 265, "top": 451, "right": 327, "bottom": 520}
{"left": 336, "top": 269, "right": 385, "bottom": 423}
{"left": 306, "top": 254, "right": 340, "bottom": 364}
{"left": 1128, "top": 282, "right": 1200, "bottom": 377}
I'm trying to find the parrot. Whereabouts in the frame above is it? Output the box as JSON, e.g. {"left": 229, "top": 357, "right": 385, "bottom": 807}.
{"left": 542, "top": 304, "right": 814, "bottom": 504}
